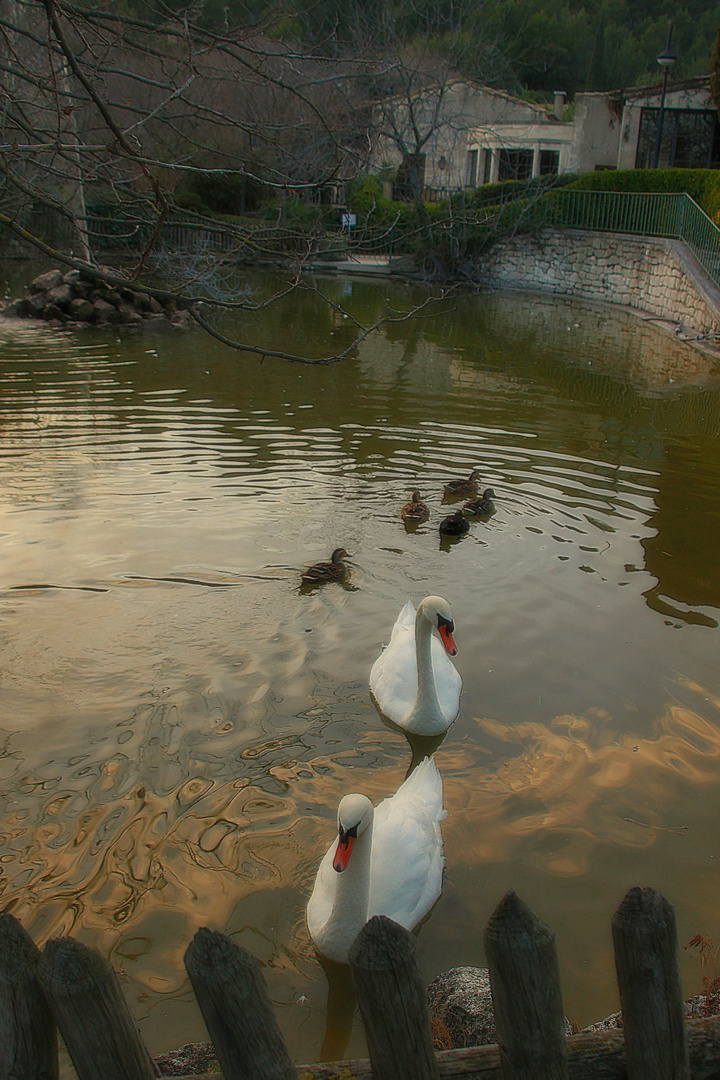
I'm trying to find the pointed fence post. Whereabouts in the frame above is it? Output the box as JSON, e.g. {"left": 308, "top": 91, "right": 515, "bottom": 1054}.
{"left": 611, "top": 886, "right": 690, "bottom": 1080}
{"left": 0, "top": 913, "right": 58, "bottom": 1080}
{"left": 184, "top": 927, "right": 297, "bottom": 1080}
{"left": 348, "top": 915, "right": 440, "bottom": 1080}
{"left": 38, "top": 936, "right": 156, "bottom": 1080}
{"left": 484, "top": 890, "right": 569, "bottom": 1080}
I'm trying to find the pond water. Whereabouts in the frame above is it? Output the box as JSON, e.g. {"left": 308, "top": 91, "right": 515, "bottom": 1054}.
{"left": 2, "top": 264, "right": 720, "bottom": 1067}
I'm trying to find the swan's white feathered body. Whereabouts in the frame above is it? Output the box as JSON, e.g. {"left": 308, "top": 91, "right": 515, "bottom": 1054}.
{"left": 369, "top": 596, "right": 462, "bottom": 736}
{"left": 307, "top": 757, "right": 447, "bottom": 963}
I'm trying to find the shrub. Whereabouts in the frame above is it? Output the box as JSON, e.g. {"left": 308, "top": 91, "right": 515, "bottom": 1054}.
{"left": 567, "top": 169, "right": 720, "bottom": 221}
{"left": 345, "top": 175, "right": 384, "bottom": 215}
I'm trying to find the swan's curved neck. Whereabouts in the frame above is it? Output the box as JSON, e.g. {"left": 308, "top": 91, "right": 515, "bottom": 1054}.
{"left": 321, "top": 819, "right": 373, "bottom": 959}
{"left": 410, "top": 606, "right": 439, "bottom": 721}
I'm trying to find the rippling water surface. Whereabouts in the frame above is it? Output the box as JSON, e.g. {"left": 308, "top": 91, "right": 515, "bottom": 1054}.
{"left": 2, "top": 267, "right": 720, "bottom": 1065}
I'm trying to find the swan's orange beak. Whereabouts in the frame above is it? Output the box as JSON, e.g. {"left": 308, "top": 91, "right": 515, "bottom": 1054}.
{"left": 333, "top": 833, "right": 355, "bottom": 872}
{"left": 438, "top": 624, "right": 458, "bottom": 656}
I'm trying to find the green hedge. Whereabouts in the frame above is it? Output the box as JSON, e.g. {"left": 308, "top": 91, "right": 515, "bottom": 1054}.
{"left": 567, "top": 169, "right": 720, "bottom": 222}
{"left": 460, "top": 174, "right": 574, "bottom": 211}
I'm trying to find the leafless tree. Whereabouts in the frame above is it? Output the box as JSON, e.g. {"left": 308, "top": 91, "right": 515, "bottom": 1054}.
{"left": 0, "top": 0, "right": 446, "bottom": 361}
{"left": 358, "top": 0, "right": 514, "bottom": 208}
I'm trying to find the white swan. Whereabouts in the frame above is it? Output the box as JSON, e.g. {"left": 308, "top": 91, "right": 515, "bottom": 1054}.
{"left": 307, "top": 757, "right": 446, "bottom": 963}
{"left": 369, "top": 596, "right": 462, "bottom": 736}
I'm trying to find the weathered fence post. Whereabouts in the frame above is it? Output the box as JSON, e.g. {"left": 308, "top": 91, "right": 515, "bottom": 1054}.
{"left": 484, "top": 890, "right": 569, "bottom": 1080}
{"left": 184, "top": 926, "right": 297, "bottom": 1080}
{"left": 37, "top": 936, "right": 156, "bottom": 1080}
{"left": 611, "top": 886, "right": 690, "bottom": 1080}
{"left": 348, "top": 915, "right": 440, "bottom": 1080}
{"left": 0, "top": 913, "right": 58, "bottom": 1080}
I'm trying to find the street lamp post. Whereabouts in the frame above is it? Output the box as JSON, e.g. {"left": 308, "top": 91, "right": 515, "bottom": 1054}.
{"left": 651, "top": 21, "right": 677, "bottom": 168}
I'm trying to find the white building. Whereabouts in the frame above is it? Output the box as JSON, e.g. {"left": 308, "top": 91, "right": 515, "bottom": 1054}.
{"left": 481, "top": 75, "right": 720, "bottom": 182}
{"left": 465, "top": 91, "right": 573, "bottom": 185}
{"left": 617, "top": 77, "right": 720, "bottom": 170}
{"left": 372, "top": 74, "right": 720, "bottom": 198}
{"left": 370, "top": 80, "right": 566, "bottom": 198}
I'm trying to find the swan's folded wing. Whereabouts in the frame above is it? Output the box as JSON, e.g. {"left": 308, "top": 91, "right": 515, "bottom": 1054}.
{"left": 369, "top": 624, "right": 418, "bottom": 722}
{"left": 391, "top": 600, "right": 417, "bottom": 636}
{"left": 396, "top": 755, "right": 446, "bottom": 815}
{"left": 369, "top": 782, "right": 445, "bottom": 929}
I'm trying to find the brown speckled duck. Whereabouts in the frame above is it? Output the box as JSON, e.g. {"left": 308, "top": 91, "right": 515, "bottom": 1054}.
{"left": 443, "top": 469, "right": 480, "bottom": 499}
{"left": 401, "top": 490, "right": 430, "bottom": 523}
{"left": 301, "top": 548, "right": 349, "bottom": 585}
{"left": 463, "top": 488, "right": 496, "bottom": 516}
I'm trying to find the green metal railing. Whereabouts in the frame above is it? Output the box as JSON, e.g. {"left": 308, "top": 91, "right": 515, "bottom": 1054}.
{"left": 524, "top": 189, "right": 720, "bottom": 292}
{"left": 335, "top": 187, "right": 720, "bottom": 290}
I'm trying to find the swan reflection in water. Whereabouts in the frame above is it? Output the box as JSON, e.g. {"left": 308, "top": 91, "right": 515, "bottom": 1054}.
{"left": 317, "top": 954, "right": 357, "bottom": 1061}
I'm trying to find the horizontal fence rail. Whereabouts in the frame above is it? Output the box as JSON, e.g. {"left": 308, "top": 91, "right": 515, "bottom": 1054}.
{"left": 5, "top": 188, "right": 720, "bottom": 293}
{"left": 2, "top": 887, "right": 720, "bottom": 1080}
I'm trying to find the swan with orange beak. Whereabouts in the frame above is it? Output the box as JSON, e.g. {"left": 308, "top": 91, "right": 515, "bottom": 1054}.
{"left": 307, "top": 758, "right": 446, "bottom": 963}
{"left": 369, "top": 596, "right": 462, "bottom": 736}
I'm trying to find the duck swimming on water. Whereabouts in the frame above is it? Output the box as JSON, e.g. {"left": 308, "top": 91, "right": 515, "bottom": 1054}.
{"left": 463, "top": 488, "right": 496, "bottom": 516}
{"left": 301, "top": 548, "right": 349, "bottom": 585}
{"left": 443, "top": 469, "right": 480, "bottom": 499}
{"left": 401, "top": 490, "right": 430, "bottom": 523}
{"left": 439, "top": 510, "right": 469, "bottom": 537}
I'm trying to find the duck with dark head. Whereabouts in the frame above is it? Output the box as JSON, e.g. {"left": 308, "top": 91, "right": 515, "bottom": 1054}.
{"left": 443, "top": 469, "right": 480, "bottom": 500}
{"left": 301, "top": 547, "right": 350, "bottom": 586}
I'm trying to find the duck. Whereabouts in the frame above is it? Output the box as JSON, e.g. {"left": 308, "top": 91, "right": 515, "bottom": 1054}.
{"left": 443, "top": 469, "right": 480, "bottom": 499}
{"left": 463, "top": 488, "right": 496, "bottom": 516}
{"left": 439, "top": 509, "right": 470, "bottom": 537}
{"left": 306, "top": 756, "right": 447, "bottom": 963}
{"left": 369, "top": 596, "right": 461, "bottom": 736}
{"left": 400, "top": 490, "right": 429, "bottom": 523}
{"left": 301, "top": 548, "right": 349, "bottom": 586}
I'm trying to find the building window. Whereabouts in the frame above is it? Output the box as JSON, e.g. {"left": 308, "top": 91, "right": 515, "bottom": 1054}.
{"left": 482, "top": 150, "right": 492, "bottom": 184}
{"left": 498, "top": 149, "right": 534, "bottom": 181}
{"left": 466, "top": 149, "right": 478, "bottom": 187}
{"left": 540, "top": 150, "right": 560, "bottom": 176}
{"left": 636, "top": 108, "right": 720, "bottom": 169}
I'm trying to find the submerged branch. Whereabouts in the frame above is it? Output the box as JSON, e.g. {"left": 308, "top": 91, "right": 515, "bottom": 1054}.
{"left": 189, "top": 290, "right": 451, "bottom": 364}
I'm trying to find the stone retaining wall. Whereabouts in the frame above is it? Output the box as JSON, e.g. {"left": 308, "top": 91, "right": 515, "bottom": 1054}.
{"left": 479, "top": 229, "right": 720, "bottom": 341}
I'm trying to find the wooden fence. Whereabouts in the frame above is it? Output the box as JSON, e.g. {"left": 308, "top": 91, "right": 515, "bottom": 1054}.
{"left": 1, "top": 886, "right": 719, "bottom": 1080}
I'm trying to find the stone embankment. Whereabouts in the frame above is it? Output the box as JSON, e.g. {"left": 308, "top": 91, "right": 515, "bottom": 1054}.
{"left": 479, "top": 230, "right": 720, "bottom": 344}
{"left": 1, "top": 267, "right": 193, "bottom": 330}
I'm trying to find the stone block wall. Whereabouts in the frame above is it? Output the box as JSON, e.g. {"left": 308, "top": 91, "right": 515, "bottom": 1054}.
{"left": 479, "top": 229, "right": 720, "bottom": 340}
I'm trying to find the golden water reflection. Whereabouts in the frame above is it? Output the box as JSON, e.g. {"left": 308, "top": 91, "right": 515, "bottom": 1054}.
{"left": 3, "top": 675, "right": 720, "bottom": 1057}
{"left": 456, "top": 690, "right": 720, "bottom": 875}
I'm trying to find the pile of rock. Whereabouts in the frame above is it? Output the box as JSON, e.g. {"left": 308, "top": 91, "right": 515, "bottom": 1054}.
{"left": 1, "top": 268, "right": 192, "bottom": 331}
{"left": 427, "top": 966, "right": 573, "bottom": 1050}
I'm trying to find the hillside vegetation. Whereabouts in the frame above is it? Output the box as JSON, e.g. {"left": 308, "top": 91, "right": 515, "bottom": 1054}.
{"left": 130, "top": 0, "right": 719, "bottom": 98}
